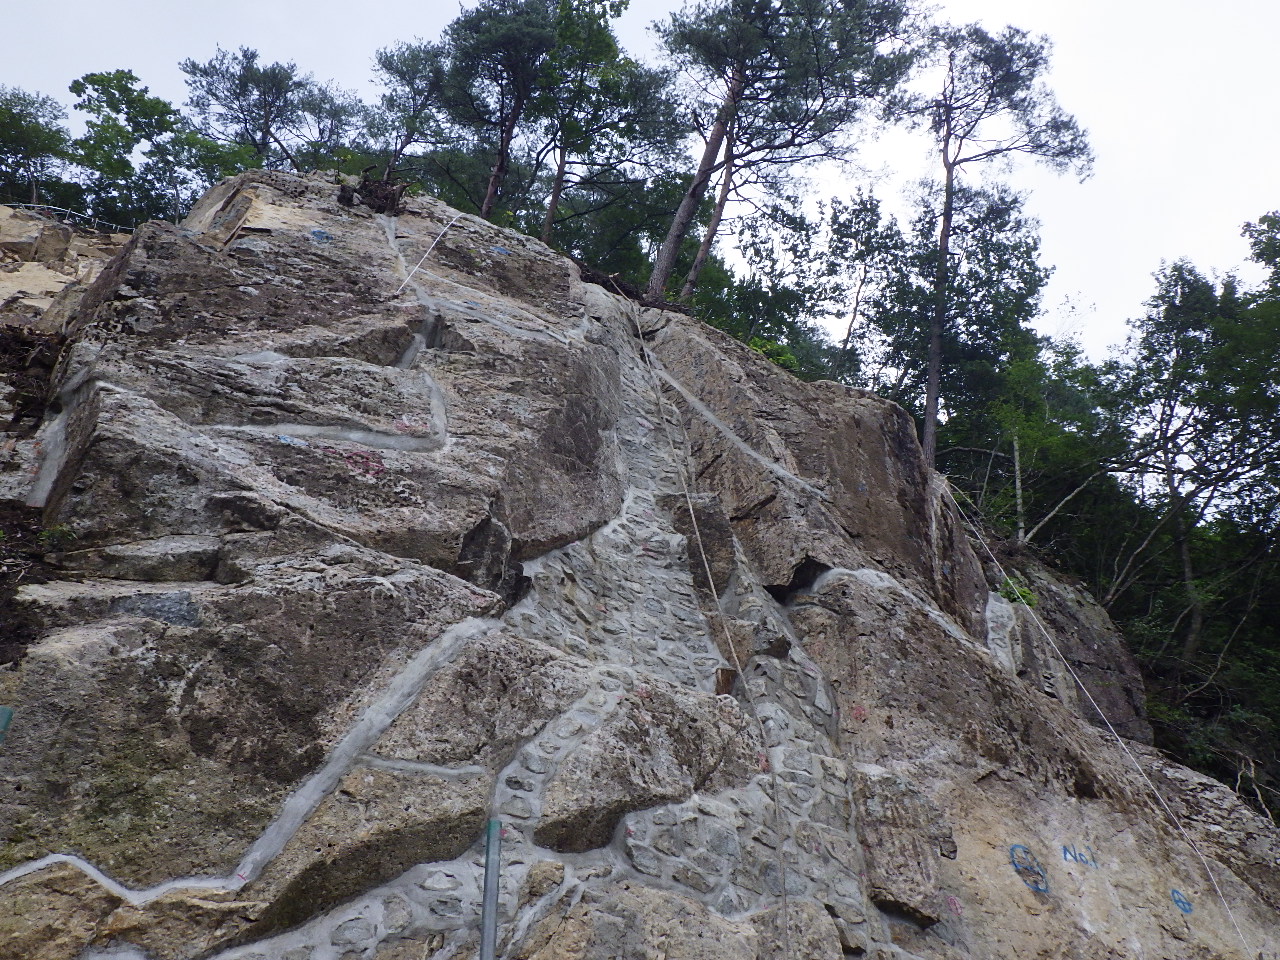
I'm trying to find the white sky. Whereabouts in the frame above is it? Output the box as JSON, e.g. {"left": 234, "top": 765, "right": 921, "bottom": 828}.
{"left": 6, "top": 0, "right": 1278, "bottom": 359}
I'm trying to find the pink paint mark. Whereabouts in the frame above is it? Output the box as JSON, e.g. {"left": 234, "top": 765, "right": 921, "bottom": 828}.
{"left": 851, "top": 704, "right": 868, "bottom": 722}
{"left": 946, "top": 895, "right": 963, "bottom": 917}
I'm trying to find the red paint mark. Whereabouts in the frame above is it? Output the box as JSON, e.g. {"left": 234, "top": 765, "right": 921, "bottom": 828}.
{"left": 851, "top": 704, "right": 868, "bottom": 722}
{"left": 946, "top": 895, "right": 963, "bottom": 917}
{"left": 342, "top": 449, "right": 387, "bottom": 476}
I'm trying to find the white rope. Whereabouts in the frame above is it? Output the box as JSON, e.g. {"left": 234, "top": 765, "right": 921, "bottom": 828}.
{"left": 394, "top": 213, "right": 464, "bottom": 295}
{"left": 626, "top": 306, "right": 794, "bottom": 960}
{"left": 944, "top": 482, "right": 1256, "bottom": 956}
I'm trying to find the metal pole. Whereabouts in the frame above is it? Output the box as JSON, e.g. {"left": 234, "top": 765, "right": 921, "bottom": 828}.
{"left": 479, "top": 818, "right": 502, "bottom": 960}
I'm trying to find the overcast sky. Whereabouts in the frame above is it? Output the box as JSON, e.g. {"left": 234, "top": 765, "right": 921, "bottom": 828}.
{"left": 7, "top": 0, "right": 1277, "bottom": 358}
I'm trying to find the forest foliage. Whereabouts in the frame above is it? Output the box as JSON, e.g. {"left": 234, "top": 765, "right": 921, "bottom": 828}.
{"left": 2, "top": 0, "right": 1279, "bottom": 821}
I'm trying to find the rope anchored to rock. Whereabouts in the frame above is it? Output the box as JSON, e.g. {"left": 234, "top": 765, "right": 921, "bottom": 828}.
{"left": 395, "top": 213, "right": 465, "bottom": 296}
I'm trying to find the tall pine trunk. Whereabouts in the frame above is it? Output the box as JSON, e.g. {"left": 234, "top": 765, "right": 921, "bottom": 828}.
{"left": 645, "top": 68, "right": 744, "bottom": 301}
{"left": 1012, "top": 433, "right": 1025, "bottom": 543}
{"left": 1168, "top": 468, "right": 1206, "bottom": 662}
{"left": 923, "top": 158, "right": 955, "bottom": 468}
{"left": 679, "top": 135, "right": 735, "bottom": 299}
{"left": 541, "top": 146, "right": 570, "bottom": 244}
{"left": 481, "top": 95, "right": 526, "bottom": 221}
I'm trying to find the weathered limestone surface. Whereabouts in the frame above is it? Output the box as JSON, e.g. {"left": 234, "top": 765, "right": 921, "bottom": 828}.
{"left": 0, "top": 205, "right": 126, "bottom": 328}
{"left": 0, "top": 171, "right": 1275, "bottom": 960}
{"left": 986, "top": 548, "right": 1152, "bottom": 742}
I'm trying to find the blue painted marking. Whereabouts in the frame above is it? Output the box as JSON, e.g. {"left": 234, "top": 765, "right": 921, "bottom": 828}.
{"left": 490, "top": 245, "right": 512, "bottom": 256}
{"left": 1009, "top": 844, "right": 1050, "bottom": 893}
{"left": 310, "top": 229, "right": 334, "bottom": 243}
{"left": 1171, "top": 889, "right": 1193, "bottom": 914}
{"left": 1062, "top": 844, "right": 1100, "bottom": 868}
{"left": 277, "top": 435, "right": 309, "bottom": 447}
{"left": 0, "top": 705, "right": 13, "bottom": 745}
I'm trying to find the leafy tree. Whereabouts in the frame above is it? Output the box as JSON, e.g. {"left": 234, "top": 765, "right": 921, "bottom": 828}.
{"left": 1103, "top": 263, "right": 1280, "bottom": 651}
{"left": 69, "top": 71, "right": 177, "bottom": 175}
{"left": 862, "top": 184, "right": 1049, "bottom": 414}
{"left": 372, "top": 40, "right": 448, "bottom": 181}
{"left": 181, "top": 48, "right": 365, "bottom": 174}
{"left": 531, "top": 1, "right": 680, "bottom": 245}
{"left": 67, "top": 70, "right": 181, "bottom": 223}
{"left": 135, "top": 126, "right": 260, "bottom": 223}
{"left": 0, "top": 86, "right": 71, "bottom": 204}
{"left": 645, "top": 0, "right": 914, "bottom": 302}
{"left": 181, "top": 46, "right": 312, "bottom": 168}
{"left": 406, "top": 0, "right": 680, "bottom": 242}
{"left": 918, "top": 23, "right": 1092, "bottom": 465}
{"left": 692, "top": 201, "right": 833, "bottom": 379}
{"left": 442, "top": 0, "right": 559, "bottom": 219}
{"left": 947, "top": 338, "right": 1129, "bottom": 549}
{"left": 1243, "top": 211, "right": 1280, "bottom": 299}
{"left": 818, "top": 184, "right": 1129, "bottom": 552}
{"left": 815, "top": 190, "right": 908, "bottom": 383}
{"left": 986, "top": 231, "right": 1280, "bottom": 820}
{"left": 549, "top": 170, "right": 692, "bottom": 286}
{"left": 289, "top": 82, "right": 368, "bottom": 172}
{"left": 61, "top": 70, "right": 259, "bottom": 225}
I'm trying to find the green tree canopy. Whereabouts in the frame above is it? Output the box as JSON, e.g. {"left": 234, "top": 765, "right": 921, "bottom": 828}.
{"left": 531, "top": 0, "right": 680, "bottom": 245}
{"left": 917, "top": 23, "right": 1092, "bottom": 465}
{"left": 646, "top": 0, "right": 915, "bottom": 301}
{"left": 67, "top": 70, "right": 180, "bottom": 223}
{"left": 0, "top": 86, "right": 72, "bottom": 204}
{"left": 442, "top": 0, "right": 560, "bottom": 219}
{"left": 181, "top": 46, "right": 311, "bottom": 169}
{"left": 372, "top": 40, "right": 448, "bottom": 181}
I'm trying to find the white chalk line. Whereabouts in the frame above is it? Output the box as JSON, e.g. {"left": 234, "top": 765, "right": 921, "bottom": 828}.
{"left": 0, "top": 618, "right": 500, "bottom": 906}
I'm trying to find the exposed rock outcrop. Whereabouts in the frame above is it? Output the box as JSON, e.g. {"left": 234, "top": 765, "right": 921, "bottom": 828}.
{"left": 0, "top": 171, "right": 1275, "bottom": 960}
{"left": 0, "top": 205, "right": 127, "bottom": 329}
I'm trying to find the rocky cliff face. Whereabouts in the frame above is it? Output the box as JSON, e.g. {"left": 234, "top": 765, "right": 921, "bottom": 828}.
{"left": 0, "top": 171, "right": 1275, "bottom": 960}
{"left": 0, "top": 205, "right": 127, "bottom": 329}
